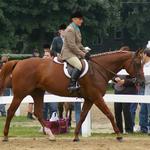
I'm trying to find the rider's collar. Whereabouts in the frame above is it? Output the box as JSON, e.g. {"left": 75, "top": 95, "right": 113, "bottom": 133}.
{"left": 70, "top": 22, "right": 80, "bottom": 31}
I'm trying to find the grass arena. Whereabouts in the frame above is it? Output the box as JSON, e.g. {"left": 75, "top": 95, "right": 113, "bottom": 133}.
{"left": 0, "top": 104, "right": 150, "bottom": 150}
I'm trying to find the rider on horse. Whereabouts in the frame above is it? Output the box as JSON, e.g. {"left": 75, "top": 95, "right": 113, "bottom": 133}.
{"left": 61, "top": 11, "right": 90, "bottom": 92}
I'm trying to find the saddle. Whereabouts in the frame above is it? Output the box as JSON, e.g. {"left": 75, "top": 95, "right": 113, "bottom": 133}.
{"left": 53, "top": 57, "right": 89, "bottom": 78}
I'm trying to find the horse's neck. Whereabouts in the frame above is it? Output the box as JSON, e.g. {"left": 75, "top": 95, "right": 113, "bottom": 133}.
{"left": 91, "top": 51, "right": 130, "bottom": 80}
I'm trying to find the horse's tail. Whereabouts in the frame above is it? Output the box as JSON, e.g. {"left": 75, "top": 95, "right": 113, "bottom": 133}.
{"left": 0, "top": 60, "right": 19, "bottom": 95}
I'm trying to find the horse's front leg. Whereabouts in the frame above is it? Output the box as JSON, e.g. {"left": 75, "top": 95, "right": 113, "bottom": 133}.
{"left": 31, "top": 90, "right": 56, "bottom": 141}
{"left": 94, "top": 96, "right": 122, "bottom": 141}
{"left": 73, "top": 100, "right": 93, "bottom": 142}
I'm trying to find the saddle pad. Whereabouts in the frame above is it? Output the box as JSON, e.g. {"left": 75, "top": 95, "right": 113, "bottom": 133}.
{"left": 53, "top": 57, "right": 89, "bottom": 78}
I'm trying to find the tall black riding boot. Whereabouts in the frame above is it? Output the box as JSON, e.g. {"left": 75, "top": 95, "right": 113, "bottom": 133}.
{"left": 68, "top": 68, "right": 81, "bottom": 92}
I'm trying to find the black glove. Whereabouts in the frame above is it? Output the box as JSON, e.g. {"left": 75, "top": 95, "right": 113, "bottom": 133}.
{"left": 85, "top": 52, "right": 91, "bottom": 60}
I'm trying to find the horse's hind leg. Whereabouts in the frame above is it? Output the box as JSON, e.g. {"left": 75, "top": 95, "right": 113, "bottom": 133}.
{"left": 73, "top": 100, "right": 93, "bottom": 142}
{"left": 31, "top": 89, "right": 55, "bottom": 141}
{"left": 94, "top": 97, "right": 122, "bottom": 141}
{"left": 3, "top": 96, "right": 22, "bottom": 141}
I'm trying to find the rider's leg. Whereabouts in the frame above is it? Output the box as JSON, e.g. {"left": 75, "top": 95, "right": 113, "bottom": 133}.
{"left": 66, "top": 57, "right": 82, "bottom": 91}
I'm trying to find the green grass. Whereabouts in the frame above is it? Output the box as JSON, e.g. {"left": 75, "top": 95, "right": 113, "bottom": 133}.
{"left": 0, "top": 116, "right": 45, "bottom": 137}
{"left": 0, "top": 116, "right": 148, "bottom": 139}
{"left": 106, "top": 84, "right": 114, "bottom": 94}
{"left": 0, "top": 116, "right": 76, "bottom": 138}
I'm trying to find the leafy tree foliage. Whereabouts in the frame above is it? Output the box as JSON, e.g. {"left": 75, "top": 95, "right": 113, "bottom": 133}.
{"left": 120, "top": 0, "right": 150, "bottom": 49}
{"left": 0, "top": 0, "right": 150, "bottom": 54}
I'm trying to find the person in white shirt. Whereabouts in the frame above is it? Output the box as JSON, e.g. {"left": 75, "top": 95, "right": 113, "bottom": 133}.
{"left": 139, "top": 48, "right": 150, "bottom": 134}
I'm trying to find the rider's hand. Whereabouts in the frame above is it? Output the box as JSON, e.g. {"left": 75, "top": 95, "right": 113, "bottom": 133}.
{"left": 115, "top": 77, "right": 125, "bottom": 86}
{"left": 114, "top": 77, "right": 121, "bottom": 82}
{"left": 85, "top": 52, "right": 91, "bottom": 60}
{"left": 85, "top": 47, "right": 91, "bottom": 51}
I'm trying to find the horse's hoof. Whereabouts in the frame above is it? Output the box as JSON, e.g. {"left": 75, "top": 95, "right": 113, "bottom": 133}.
{"left": 48, "top": 136, "right": 56, "bottom": 141}
{"left": 73, "top": 138, "right": 80, "bottom": 142}
{"left": 2, "top": 137, "right": 8, "bottom": 142}
{"left": 116, "top": 136, "right": 123, "bottom": 142}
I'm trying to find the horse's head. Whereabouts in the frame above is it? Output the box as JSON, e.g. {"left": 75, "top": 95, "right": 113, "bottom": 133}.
{"left": 123, "top": 49, "right": 145, "bottom": 85}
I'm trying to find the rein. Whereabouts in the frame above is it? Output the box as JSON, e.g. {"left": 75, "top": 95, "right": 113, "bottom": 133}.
{"left": 90, "top": 58, "right": 119, "bottom": 77}
{"left": 90, "top": 52, "right": 135, "bottom": 78}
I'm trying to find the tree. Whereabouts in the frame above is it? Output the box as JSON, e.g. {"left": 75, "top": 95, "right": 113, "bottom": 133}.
{"left": 3, "top": 0, "right": 149, "bottom": 53}
{"left": 120, "top": 0, "right": 150, "bottom": 49}
{"left": 0, "top": 0, "right": 121, "bottom": 53}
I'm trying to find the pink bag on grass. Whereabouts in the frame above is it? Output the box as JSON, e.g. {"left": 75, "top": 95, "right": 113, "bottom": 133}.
{"left": 44, "top": 112, "right": 69, "bottom": 134}
{"left": 59, "top": 118, "right": 69, "bottom": 134}
{"left": 44, "top": 120, "right": 60, "bottom": 134}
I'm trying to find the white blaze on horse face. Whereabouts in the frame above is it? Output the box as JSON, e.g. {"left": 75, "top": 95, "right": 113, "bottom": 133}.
{"left": 139, "top": 53, "right": 144, "bottom": 65}
{"left": 142, "top": 53, "right": 147, "bottom": 64}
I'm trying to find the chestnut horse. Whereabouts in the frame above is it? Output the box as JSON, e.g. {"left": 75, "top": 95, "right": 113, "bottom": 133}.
{"left": 0, "top": 50, "right": 144, "bottom": 142}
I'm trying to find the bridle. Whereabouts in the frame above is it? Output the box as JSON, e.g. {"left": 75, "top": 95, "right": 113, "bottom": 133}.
{"left": 130, "top": 52, "right": 143, "bottom": 77}
{"left": 131, "top": 52, "right": 144, "bottom": 85}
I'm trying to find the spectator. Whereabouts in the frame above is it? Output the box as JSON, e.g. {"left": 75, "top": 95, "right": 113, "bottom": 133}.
{"left": 130, "top": 105, "right": 142, "bottom": 132}
{"left": 42, "top": 44, "right": 58, "bottom": 120}
{"left": 32, "top": 49, "right": 40, "bottom": 57}
{"left": 138, "top": 47, "right": 150, "bottom": 134}
{"left": 130, "top": 79, "right": 145, "bottom": 132}
{"left": 0, "top": 56, "right": 10, "bottom": 116}
{"left": 50, "top": 24, "right": 74, "bottom": 122}
{"left": 74, "top": 102, "right": 81, "bottom": 125}
{"left": 130, "top": 103, "right": 139, "bottom": 131}
{"left": 43, "top": 44, "right": 52, "bottom": 59}
{"left": 50, "top": 23, "right": 66, "bottom": 57}
{"left": 112, "top": 46, "right": 137, "bottom": 133}
{"left": 113, "top": 75, "right": 137, "bottom": 134}
{"left": 138, "top": 88, "right": 146, "bottom": 133}
{"left": 27, "top": 49, "right": 40, "bottom": 120}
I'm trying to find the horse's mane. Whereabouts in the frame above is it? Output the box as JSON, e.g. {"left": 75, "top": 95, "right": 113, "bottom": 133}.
{"left": 91, "top": 50, "right": 129, "bottom": 58}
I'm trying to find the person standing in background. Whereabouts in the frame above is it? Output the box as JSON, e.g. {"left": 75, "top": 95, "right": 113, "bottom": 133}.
{"left": 113, "top": 75, "right": 137, "bottom": 134}
{"left": 139, "top": 47, "right": 150, "bottom": 134}
{"left": 0, "top": 56, "right": 10, "bottom": 117}
{"left": 50, "top": 24, "right": 66, "bottom": 57}
{"left": 43, "top": 44, "right": 52, "bottom": 59}
{"left": 42, "top": 44, "right": 58, "bottom": 120}
{"left": 50, "top": 24, "right": 73, "bottom": 122}
{"left": 113, "top": 46, "right": 137, "bottom": 134}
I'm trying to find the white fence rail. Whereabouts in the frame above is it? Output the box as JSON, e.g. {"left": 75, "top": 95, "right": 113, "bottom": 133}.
{"left": 1, "top": 94, "right": 150, "bottom": 137}
{"left": 1, "top": 94, "right": 150, "bottom": 104}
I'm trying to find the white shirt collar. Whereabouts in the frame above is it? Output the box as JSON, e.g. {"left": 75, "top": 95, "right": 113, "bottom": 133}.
{"left": 144, "top": 61, "right": 150, "bottom": 67}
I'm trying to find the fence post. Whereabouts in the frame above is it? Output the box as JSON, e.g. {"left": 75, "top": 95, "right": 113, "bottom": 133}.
{"left": 81, "top": 103, "right": 91, "bottom": 137}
